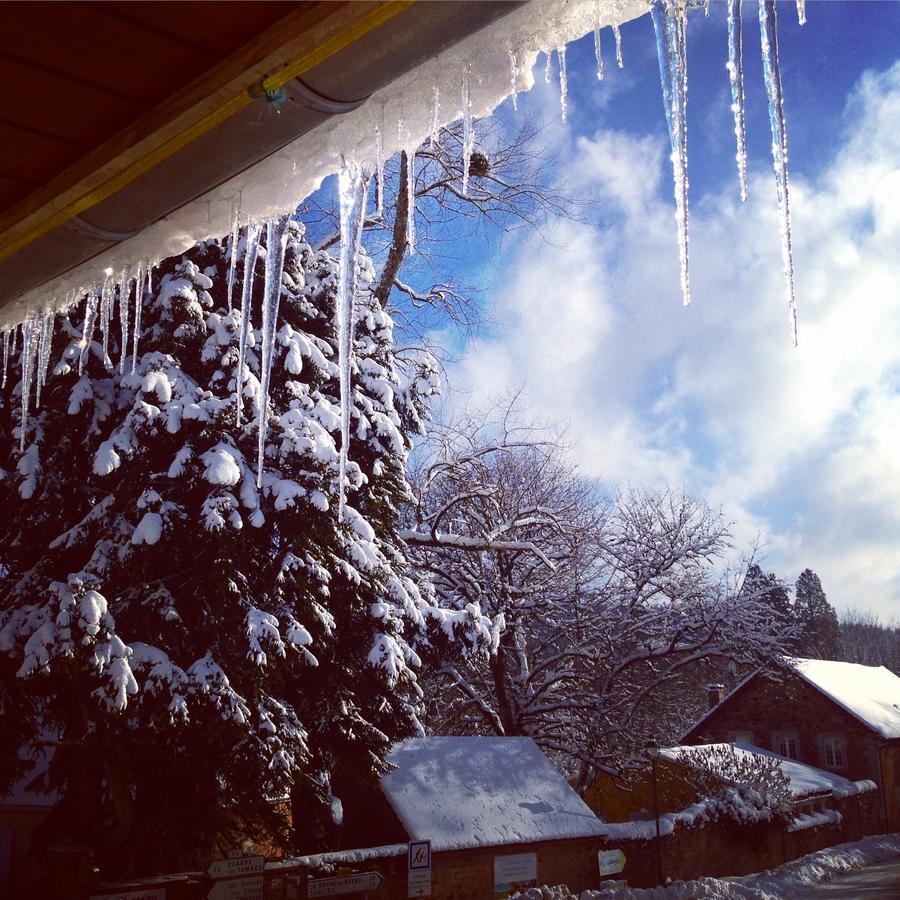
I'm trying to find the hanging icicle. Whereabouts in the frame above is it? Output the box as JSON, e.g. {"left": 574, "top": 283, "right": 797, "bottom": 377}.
{"left": 255, "top": 214, "right": 291, "bottom": 489}
{"left": 614, "top": 24, "right": 624, "bottom": 68}
{"left": 118, "top": 269, "right": 131, "bottom": 375}
{"left": 235, "top": 221, "right": 262, "bottom": 427}
{"left": 796, "top": 0, "right": 806, "bottom": 26}
{"left": 759, "top": 0, "right": 798, "bottom": 345}
{"left": 557, "top": 46, "right": 569, "bottom": 122}
{"left": 375, "top": 123, "right": 385, "bottom": 217}
{"left": 335, "top": 160, "right": 370, "bottom": 522}
{"left": 544, "top": 50, "right": 552, "bottom": 84}
{"left": 594, "top": 24, "right": 604, "bottom": 80}
{"left": 19, "top": 315, "right": 39, "bottom": 452}
{"left": 727, "top": 0, "right": 749, "bottom": 202}
{"left": 430, "top": 87, "right": 440, "bottom": 149}
{"left": 406, "top": 140, "right": 417, "bottom": 254}
{"left": 79, "top": 290, "right": 99, "bottom": 375}
{"left": 131, "top": 262, "right": 146, "bottom": 373}
{"left": 225, "top": 195, "right": 242, "bottom": 313}
{"left": 461, "top": 60, "right": 473, "bottom": 197}
{"left": 2, "top": 327, "right": 12, "bottom": 388}
{"left": 508, "top": 50, "right": 519, "bottom": 110}
{"left": 651, "top": 0, "right": 691, "bottom": 307}
{"left": 34, "top": 309, "right": 54, "bottom": 408}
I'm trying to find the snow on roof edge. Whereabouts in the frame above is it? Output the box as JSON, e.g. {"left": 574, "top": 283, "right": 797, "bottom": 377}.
{"left": 3, "top": 0, "right": 648, "bottom": 329}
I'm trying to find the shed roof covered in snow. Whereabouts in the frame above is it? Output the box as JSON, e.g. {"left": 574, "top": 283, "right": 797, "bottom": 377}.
{"left": 792, "top": 658, "right": 900, "bottom": 740}
{"left": 379, "top": 736, "right": 607, "bottom": 852}
{"left": 662, "top": 742, "right": 877, "bottom": 800}
{"left": 684, "top": 658, "right": 900, "bottom": 742}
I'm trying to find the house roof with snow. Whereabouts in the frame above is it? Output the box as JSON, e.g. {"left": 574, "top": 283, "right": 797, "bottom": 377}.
{"left": 662, "top": 742, "right": 877, "bottom": 800}
{"left": 379, "top": 736, "right": 607, "bottom": 852}
{"left": 683, "top": 658, "right": 900, "bottom": 741}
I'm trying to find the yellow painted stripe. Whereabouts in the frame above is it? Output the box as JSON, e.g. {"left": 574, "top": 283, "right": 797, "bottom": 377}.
{"left": 0, "top": 1, "right": 413, "bottom": 264}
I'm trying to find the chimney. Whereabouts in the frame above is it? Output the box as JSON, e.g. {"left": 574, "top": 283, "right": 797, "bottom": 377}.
{"left": 707, "top": 684, "right": 725, "bottom": 709}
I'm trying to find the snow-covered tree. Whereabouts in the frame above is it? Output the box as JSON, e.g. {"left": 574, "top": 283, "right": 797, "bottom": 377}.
{"left": 0, "top": 223, "right": 484, "bottom": 878}
{"left": 403, "top": 419, "right": 795, "bottom": 782}
{"left": 794, "top": 568, "right": 840, "bottom": 660}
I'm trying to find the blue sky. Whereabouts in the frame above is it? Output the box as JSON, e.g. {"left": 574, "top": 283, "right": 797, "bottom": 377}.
{"left": 324, "top": 2, "right": 900, "bottom": 616}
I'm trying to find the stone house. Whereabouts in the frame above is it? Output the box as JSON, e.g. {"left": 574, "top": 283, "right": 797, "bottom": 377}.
{"left": 682, "top": 658, "right": 900, "bottom": 831}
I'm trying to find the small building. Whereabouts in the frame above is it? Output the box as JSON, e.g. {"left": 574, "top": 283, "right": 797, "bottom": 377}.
{"left": 345, "top": 736, "right": 608, "bottom": 898}
{"left": 682, "top": 658, "right": 900, "bottom": 830}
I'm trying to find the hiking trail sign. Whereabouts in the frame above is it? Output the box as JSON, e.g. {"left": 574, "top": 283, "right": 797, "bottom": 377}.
{"left": 407, "top": 840, "right": 432, "bottom": 897}
{"left": 598, "top": 848, "right": 627, "bottom": 876}
{"left": 306, "top": 871, "right": 383, "bottom": 897}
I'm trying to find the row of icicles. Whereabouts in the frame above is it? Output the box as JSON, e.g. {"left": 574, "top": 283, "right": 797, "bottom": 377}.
{"left": 1, "top": 0, "right": 807, "bottom": 517}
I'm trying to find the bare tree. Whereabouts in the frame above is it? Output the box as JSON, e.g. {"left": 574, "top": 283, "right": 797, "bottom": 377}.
{"left": 302, "top": 118, "right": 580, "bottom": 341}
{"left": 403, "top": 414, "right": 796, "bottom": 783}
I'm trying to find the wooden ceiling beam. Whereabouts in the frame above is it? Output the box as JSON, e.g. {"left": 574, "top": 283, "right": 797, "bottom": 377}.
{"left": 0, "top": 0, "right": 413, "bottom": 265}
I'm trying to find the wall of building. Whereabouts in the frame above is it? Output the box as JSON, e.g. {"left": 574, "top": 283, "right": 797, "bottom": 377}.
{"left": 686, "top": 674, "right": 882, "bottom": 787}
{"left": 603, "top": 789, "right": 883, "bottom": 889}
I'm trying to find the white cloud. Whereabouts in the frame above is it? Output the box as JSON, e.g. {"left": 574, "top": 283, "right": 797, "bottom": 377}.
{"left": 449, "top": 60, "right": 900, "bottom": 617}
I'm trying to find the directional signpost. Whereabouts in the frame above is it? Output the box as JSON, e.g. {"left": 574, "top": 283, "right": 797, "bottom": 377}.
{"left": 306, "top": 871, "right": 382, "bottom": 897}
{"left": 598, "top": 848, "right": 627, "bottom": 877}
{"left": 407, "top": 839, "right": 432, "bottom": 897}
{"left": 207, "top": 855, "right": 265, "bottom": 900}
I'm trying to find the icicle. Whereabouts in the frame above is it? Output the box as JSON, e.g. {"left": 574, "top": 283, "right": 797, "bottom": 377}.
{"left": 235, "top": 221, "right": 262, "bottom": 427}
{"left": 614, "top": 24, "right": 624, "bottom": 68}
{"left": 430, "top": 88, "right": 440, "bottom": 149}
{"left": 759, "top": 0, "right": 798, "bottom": 345}
{"left": 225, "top": 195, "right": 242, "bottom": 313}
{"left": 406, "top": 140, "right": 417, "bottom": 254}
{"left": 704, "top": 0, "right": 711, "bottom": 16}
{"left": 19, "top": 315, "right": 39, "bottom": 452}
{"left": 336, "top": 160, "right": 370, "bottom": 522}
{"left": 118, "top": 270, "right": 131, "bottom": 375}
{"left": 651, "top": 0, "right": 691, "bottom": 307}
{"left": 508, "top": 50, "right": 519, "bottom": 110}
{"left": 1, "top": 329, "right": 9, "bottom": 389}
{"left": 594, "top": 25, "right": 604, "bottom": 80}
{"left": 131, "top": 262, "right": 146, "bottom": 373}
{"left": 796, "top": 0, "right": 806, "bottom": 26}
{"left": 375, "top": 124, "right": 385, "bottom": 217}
{"left": 99, "top": 279, "right": 112, "bottom": 367}
{"left": 544, "top": 50, "right": 552, "bottom": 84}
{"left": 557, "top": 46, "right": 568, "bottom": 122}
{"left": 255, "top": 214, "right": 291, "bottom": 489}
{"left": 727, "top": 0, "right": 749, "bottom": 203}
{"left": 461, "top": 61, "right": 473, "bottom": 197}
{"left": 79, "top": 290, "right": 99, "bottom": 375}
{"left": 34, "top": 309, "right": 53, "bottom": 408}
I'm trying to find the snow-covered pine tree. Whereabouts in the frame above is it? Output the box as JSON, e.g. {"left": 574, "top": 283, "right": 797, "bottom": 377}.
{"left": 0, "top": 221, "right": 474, "bottom": 879}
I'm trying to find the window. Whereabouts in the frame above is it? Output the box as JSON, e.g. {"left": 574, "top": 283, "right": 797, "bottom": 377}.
{"left": 772, "top": 731, "right": 799, "bottom": 759}
{"left": 728, "top": 730, "right": 754, "bottom": 744}
{"left": 819, "top": 734, "right": 847, "bottom": 770}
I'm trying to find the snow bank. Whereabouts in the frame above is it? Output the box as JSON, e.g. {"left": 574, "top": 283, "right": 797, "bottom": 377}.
{"left": 380, "top": 736, "right": 607, "bottom": 852}
{"left": 3, "top": 0, "right": 648, "bottom": 328}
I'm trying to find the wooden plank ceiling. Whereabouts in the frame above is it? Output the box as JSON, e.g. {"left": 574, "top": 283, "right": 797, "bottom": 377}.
{"left": 0, "top": 1, "right": 294, "bottom": 213}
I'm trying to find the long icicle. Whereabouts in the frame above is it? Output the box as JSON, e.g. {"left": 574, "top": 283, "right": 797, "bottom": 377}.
{"left": 19, "top": 315, "right": 39, "bottom": 451}
{"left": 508, "top": 50, "right": 519, "bottom": 110}
{"left": 557, "top": 46, "right": 568, "bottom": 122}
{"left": 131, "top": 261, "right": 146, "bottom": 373}
{"left": 613, "top": 24, "right": 624, "bottom": 68}
{"left": 727, "top": 0, "right": 749, "bottom": 202}
{"left": 225, "top": 195, "right": 242, "bottom": 313}
{"left": 118, "top": 269, "right": 131, "bottom": 375}
{"left": 430, "top": 87, "right": 440, "bottom": 149}
{"left": 256, "top": 214, "right": 291, "bottom": 489}
{"left": 375, "top": 122, "right": 385, "bottom": 217}
{"left": 594, "top": 23, "right": 604, "bottom": 80}
{"left": 235, "top": 221, "right": 262, "bottom": 427}
{"left": 759, "top": 0, "right": 798, "bottom": 346}
{"left": 79, "top": 290, "right": 99, "bottom": 375}
{"left": 35, "top": 309, "right": 53, "bottom": 408}
{"left": 461, "top": 60, "right": 473, "bottom": 196}
{"left": 336, "top": 160, "right": 370, "bottom": 522}
{"left": 651, "top": 0, "right": 691, "bottom": 306}
{"left": 406, "top": 140, "right": 417, "bottom": 254}
{"left": 796, "top": 0, "right": 806, "bottom": 26}
{"left": 2, "top": 328, "right": 12, "bottom": 388}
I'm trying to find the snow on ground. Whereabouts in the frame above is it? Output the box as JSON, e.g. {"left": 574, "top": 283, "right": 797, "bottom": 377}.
{"left": 510, "top": 834, "right": 900, "bottom": 899}
{"left": 380, "top": 736, "right": 607, "bottom": 852}
{"left": 792, "top": 658, "right": 900, "bottom": 740}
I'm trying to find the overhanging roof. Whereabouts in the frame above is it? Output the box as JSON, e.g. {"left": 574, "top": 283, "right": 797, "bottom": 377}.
{"left": 0, "top": 1, "right": 521, "bottom": 317}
